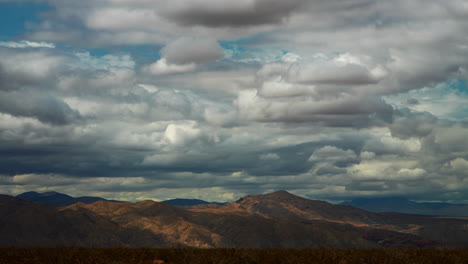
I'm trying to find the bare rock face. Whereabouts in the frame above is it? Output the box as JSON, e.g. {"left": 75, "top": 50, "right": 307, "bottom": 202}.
{"left": 3, "top": 191, "right": 468, "bottom": 248}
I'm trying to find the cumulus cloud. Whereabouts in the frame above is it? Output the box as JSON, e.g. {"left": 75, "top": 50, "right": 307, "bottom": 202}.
{"left": 145, "top": 59, "right": 196, "bottom": 75}
{"left": 0, "top": 49, "right": 65, "bottom": 88}
{"left": 396, "top": 168, "right": 427, "bottom": 180}
{"left": 237, "top": 89, "right": 393, "bottom": 126}
{"left": 451, "top": 158, "right": 468, "bottom": 173}
{"left": 234, "top": 52, "right": 396, "bottom": 125}
{"left": 286, "top": 54, "right": 387, "bottom": 85}
{"left": 347, "top": 159, "right": 420, "bottom": 181}
{"left": 363, "top": 127, "right": 422, "bottom": 154}
{"left": 145, "top": 37, "right": 223, "bottom": 75}
{"left": 163, "top": 122, "right": 203, "bottom": 146}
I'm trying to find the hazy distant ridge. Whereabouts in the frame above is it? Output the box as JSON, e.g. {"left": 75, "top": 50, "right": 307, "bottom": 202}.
{"left": 16, "top": 191, "right": 121, "bottom": 206}
{"left": 342, "top": 197, "right": 468, "bottom": 217}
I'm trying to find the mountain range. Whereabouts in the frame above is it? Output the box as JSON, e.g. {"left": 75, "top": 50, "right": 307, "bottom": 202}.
{"left": 3, "top": 190, "right": 468, "bottom": 248}
{"left": 16, "top": 191, "right": 121, "bottom": 206}
{"left": 342, "top": 197, "right": 468, "bottom": 217}
{"left": 15, "top": 191, "right": 224, "bottom": 207}
{"left": 162, "top": 198, "right": 226, "bottom": 207}
{"left": 19, "top": 191, "right": 468, "bottom": 217}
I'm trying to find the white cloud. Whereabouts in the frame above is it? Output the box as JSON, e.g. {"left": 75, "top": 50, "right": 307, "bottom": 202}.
{"left": 1, "top": 173, "right": 76, "bottom": 186}
{"left": 260, "top": 153, "right": 280, "bottom": 161}
{"left": 0, "top": 50, "right": 65, "bottom": 80}
{"left": 397, "top": 168, "right": 427, "bottom": 180}
{"left": 85, "top": 7, "right": 164, "bottom": 30}
{"left": 451, "top": 158, "right": 468, "bottom": 173}
{"left": 145, "top": 58, "right": 196, "bottom": 75}
{"left": 137, "top": 84, "right": 159, "bottom": 93}
{"left": 308, "top": 146, "right": 357, "bottom": 162}
{"left": 281, "top": 52, "right": 301, "bottom": 63}
{"left": 347, "top": 159, "right": 421, "bottom": 181}
{"left": 364, "top": 127, "right": 422, "bottom": 154}
{"left": 163, "top": 122, "right": 203, "bottom": 146}
{"left": 0, "top": 40, "right": 55, "bottom": 49}
{"left": 258, "top": 81, "right": 316, "bottom": 98}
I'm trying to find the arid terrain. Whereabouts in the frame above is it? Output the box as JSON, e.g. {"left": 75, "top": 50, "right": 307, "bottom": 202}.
{"left": 2, "top": 190, "right": 468, "bottom": 248}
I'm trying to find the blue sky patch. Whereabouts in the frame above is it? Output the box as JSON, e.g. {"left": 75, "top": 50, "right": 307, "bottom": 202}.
{"left": 0, "top": 1, "right": 51, "bottom": 38}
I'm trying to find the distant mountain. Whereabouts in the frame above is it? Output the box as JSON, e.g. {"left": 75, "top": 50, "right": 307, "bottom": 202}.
{"left": 341, "top": 197, "right": 468, "bottom": 217}
{"left": 163, "top": 198, "right": 225, "bottom": 207}
{"left": 16, "top": 191, "right": 120, "bottom": 206}
{"left": 3, "top": 190, "right": 468, "bottom": 248}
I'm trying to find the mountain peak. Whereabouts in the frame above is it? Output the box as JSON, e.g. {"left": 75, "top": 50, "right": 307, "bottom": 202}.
{"left": 16, "top": 191, "right": 41, "bottom": 200}
{"left": 259, "top": 190, "right": 303, "bottom": 200}
{"left": 271, "top": 190, "right": 292, "bottom": 195}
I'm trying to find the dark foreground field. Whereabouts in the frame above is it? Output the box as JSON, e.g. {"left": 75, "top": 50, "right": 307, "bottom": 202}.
{"left": 1, "top": 248, "right": 468, "bottom": 264}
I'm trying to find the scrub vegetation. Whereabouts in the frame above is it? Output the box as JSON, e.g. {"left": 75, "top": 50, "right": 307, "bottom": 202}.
{"left": 1, "top": 248, "right": 468, "bottom": 264}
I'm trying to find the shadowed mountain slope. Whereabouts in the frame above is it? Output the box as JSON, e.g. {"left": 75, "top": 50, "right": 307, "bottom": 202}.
{"left": 0, "top": 195, "right": 168, "bottom": 247}
{"left": 2, "top": 191, "right": 468, "bottom": 248}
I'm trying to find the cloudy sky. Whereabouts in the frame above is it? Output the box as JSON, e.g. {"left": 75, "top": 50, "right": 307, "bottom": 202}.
{"left": 0, "top": 0, "right": 467, "bottom": 203}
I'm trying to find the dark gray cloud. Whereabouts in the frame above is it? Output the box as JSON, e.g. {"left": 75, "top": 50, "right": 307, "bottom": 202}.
{"left": 406, "top": 98, "right": 419, "bottom": 105}
{"left": 237, "top": 89, "right": 394, "bottom": 126}
{"left": 164, "top": 0, "right": 307, "bottom": 27}
{"left": 389, "top": 109, "right": 439, "bottom": 140}
{"left": 286, "top": 62, "right": 381, "bottom": 86}
{"left": 160, "top": 37, "right": 224, "bottom": 65}
{"left": 0, "top": 91, "right": 80, "bottom": 125}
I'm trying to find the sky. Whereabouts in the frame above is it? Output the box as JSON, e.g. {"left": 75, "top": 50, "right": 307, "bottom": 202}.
{"left": 0, "top": 0, "right": 467, "bottom": 203}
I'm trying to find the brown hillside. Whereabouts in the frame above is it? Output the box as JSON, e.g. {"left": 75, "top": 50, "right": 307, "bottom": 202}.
{"left": 5, "top": 192, "right": 468, "bottom": 248}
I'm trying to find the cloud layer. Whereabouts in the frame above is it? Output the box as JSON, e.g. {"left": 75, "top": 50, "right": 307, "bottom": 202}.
{"left": 0, "top": 0, "right": 467, "bottom": 203}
